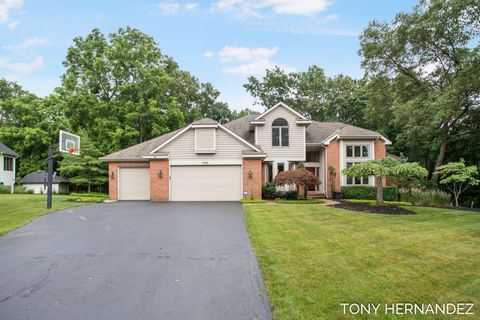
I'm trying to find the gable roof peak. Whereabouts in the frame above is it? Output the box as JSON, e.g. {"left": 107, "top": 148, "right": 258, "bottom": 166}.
{"left": 254, "top": 101, "right": 308, "bottom": 121}
{"left": 191, "top": 118, "right": 218, "bottom": 125}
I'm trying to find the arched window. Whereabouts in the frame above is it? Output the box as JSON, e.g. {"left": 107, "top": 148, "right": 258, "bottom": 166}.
{"left": 272, "top": 118, "right": 289, "bottom": 146}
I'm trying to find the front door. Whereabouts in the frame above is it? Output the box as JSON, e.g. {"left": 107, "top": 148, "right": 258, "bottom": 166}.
{"left": 306, "top": 167, "right": 317, "bottom": 191}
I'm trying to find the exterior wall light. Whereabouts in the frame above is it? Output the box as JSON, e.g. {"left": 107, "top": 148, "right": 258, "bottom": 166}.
{"left": 158, "top": 170, "right": 163, "bottom": 178}
{"left": 248, "top": 170, "right": 253, "bottom": 178}
{"left": 110, "top": 171, "right": 115, "bottom": 179}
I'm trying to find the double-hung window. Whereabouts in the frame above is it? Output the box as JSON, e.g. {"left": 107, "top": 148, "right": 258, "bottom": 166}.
{"left": 3, "top": 157, "right": 13, "bottom": 171}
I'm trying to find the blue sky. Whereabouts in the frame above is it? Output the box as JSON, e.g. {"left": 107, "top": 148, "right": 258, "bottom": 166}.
{"left": 0, "top": 0, "right": 418, "bottom": 112}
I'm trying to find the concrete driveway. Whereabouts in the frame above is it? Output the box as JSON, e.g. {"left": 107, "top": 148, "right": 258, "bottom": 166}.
{"left": 0, "top": 202, "right": 272, "bottom": 320}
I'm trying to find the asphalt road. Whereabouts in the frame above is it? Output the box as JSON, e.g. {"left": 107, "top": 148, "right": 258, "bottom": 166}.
{"left": 0, "top": 201, "right": 272, "bottom": 320}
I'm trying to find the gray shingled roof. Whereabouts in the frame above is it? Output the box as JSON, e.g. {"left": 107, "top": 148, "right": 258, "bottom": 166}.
{"left": 223, "top": 114, "right": 258, "bottom": 144}
{"left": 191, "top": 118, "right": 218, "bottom": 125}
{"left": 0, "top": 143, "right": 18, "bottom": 157}
{"left": 101, "top": 113, "right": 386, "bottom": 161}
{"left": 21, "top": 171, "right": 69, "bottom": 184}
{"left": 100, "top": 129, "right": 182, "bottom": 161}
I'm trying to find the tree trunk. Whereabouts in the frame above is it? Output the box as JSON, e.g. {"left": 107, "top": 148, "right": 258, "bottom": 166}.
{"left": 87, "top": 183, "right": 91, "bottom": 193}
{"left": 376, "top": 176, "right": 384, "bottom": 206}
{"left": 431, "top": 124, "right": 449, "bottom": 183}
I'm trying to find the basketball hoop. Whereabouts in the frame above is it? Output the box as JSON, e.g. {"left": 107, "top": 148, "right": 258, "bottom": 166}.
{"left": 67, "top": 147, "right": 80, "bottom": 154}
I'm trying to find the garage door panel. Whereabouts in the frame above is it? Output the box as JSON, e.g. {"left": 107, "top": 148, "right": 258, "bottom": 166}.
{"left": 170, "top": 165, "right": 241, "bottom": 201}
{"left": 119, "top": 168, "right": 150, "bottom": 200}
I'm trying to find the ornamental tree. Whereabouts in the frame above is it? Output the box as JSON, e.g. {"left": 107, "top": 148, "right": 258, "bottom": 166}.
{"left": 272, "top": 169, "right": 320, "bottom": 199}
{"left": 343, "top": 157, "right": 428, "bottom": 205}
{"left": 436, "top": 159, "right": 479, "bottom": 207}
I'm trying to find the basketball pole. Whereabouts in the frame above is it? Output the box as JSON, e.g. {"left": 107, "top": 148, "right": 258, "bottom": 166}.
{"left": 47, "top": 146, "right": 53, "bottom": 209}
{"left": 46, "top": 144, "right": 60, "bottom": 209}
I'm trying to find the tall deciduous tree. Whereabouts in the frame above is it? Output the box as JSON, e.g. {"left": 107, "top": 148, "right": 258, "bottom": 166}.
{"left": 244, "top": 66, "right": 367, "bottom": 124}
{"left": 60, "top": 27, "right": 230, "bottom": 154}
{"left": 359, "top": 0, "right": 480, "bottom": 182}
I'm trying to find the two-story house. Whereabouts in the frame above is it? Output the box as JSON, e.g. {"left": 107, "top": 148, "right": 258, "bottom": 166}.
{"left": 0, "top": 143, "right": 18, "bottom": 193}
{"left": 101, "top": 102, "right": 391, "bottom": 201}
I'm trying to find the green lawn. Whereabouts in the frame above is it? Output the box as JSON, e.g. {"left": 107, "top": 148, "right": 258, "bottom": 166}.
{"left": 0, "top": 194, "right": 91, "bottom": 235}
{"left": 244, "top": 204, "right": 480, "bottom": 319}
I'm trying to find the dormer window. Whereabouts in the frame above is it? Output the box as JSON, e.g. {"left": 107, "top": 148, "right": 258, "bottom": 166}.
{"left": 272, "top": 118, "right": 289, "bottom": 147}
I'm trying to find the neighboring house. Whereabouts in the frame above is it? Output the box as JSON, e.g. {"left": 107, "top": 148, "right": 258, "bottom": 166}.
{"left": 101, "top": 102, "right": 391, "bottom": 201}
{"left": 20, "top": 171, "right": 70, "bottom": 194}
{"left": 0, "top": 143, "right": 18, "bottom": 193}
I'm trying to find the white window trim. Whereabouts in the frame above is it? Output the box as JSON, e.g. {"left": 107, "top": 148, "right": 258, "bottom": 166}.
{"left": 340, "top": 140, "right": 374, "bottom": 186}
{"left": 194, "top": 128, "right": 216, "bottom": 153}
{"left": 272, "top": 120, "right": 289, "bottom": 147}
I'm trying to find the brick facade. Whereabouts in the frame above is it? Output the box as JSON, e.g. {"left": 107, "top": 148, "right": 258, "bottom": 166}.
{"left": 325, "top": 139, "right": 341, "bottom": 197}
{"left": 149, "top": 160, "right": 169, "bottom": 201}
{"left": 108, "top": 162, "right": 149, "bottom": 200}
{"left": 243, "top": 159, "right": 263, "bottom": 200}
{"left": 374, "top": 139, "right": 387, "bottom": 186}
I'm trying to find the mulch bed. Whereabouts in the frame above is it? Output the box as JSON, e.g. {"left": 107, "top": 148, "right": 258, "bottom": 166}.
{"left": 333, "top": 200, "right": 416, "bottom": 215}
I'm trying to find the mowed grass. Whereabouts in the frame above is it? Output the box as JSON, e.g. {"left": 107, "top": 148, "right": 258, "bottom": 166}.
{"left": 244, "top": 204, "right": 480, "bottom": 319}
{"left": 0, "top": 194, "right": 90, "bottom": 235}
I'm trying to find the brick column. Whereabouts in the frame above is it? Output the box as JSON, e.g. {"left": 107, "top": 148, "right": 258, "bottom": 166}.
{"left": 325, "top": 139, "right": 341, "bottom": 197}
{"left": 243, "top": 159, "right": 263, "bottom": 199}
{"left": 108, "top": 163, "right": 118, "bottom": 200}
{"left": 375, "top": 139, "right": 387, "bottom": 186}
{"left": 107, "top": 162, "right": 149, "bottom": 200}
{"left": 150, "top": 160, "right": 169, "bottom": 201}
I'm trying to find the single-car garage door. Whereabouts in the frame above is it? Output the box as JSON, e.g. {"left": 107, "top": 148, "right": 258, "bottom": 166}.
{"left": 170, "top": 165, "right": 241, "bottom": 201}
{"left": 119, "top": 167, "right": 150, "bottom": 200}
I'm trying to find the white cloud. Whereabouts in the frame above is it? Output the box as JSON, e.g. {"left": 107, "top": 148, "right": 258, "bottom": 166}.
{"left": 218, "top": 46, "right": 277, "bottom": 62}
{"left": 0, "top": 55, "right": 44, "bottom": 74}
{"left": 155, "top": 2, "right": 198, "bottom": 15}
{"left": 185, "top": 2, "right": 198, "bottom": 10}
{"left": 157, "top": 2, "right": 180, "bottom": 15}
{"left": 3, "top": 37, "right": 48, "bottom": 50}
{"left": 223, "top": 58, "right": 295, "bottom": 75}
{"left": 0, "top": 0, "right": 23, "bottom": 29}
{"left": 211, "top": 0, "right": 331, "bottom": 18}
{"left": 203, "top": 51, "right": 215, "bottom": 59}
{"left": 206, "top": 45, "right": 294, "bottom": 76}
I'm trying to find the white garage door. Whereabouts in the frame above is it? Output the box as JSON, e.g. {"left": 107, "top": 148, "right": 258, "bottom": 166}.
{"left": 170, "top": 165, "right": 241, "bottom": 201}
{"left": 119, "top": 167, "right": 150, "bottom": 200}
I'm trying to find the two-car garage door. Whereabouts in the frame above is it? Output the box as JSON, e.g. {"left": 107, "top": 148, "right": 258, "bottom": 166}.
{"left": 170, "top": 165, "right": 242, "bottom": 201}
{"left": 118, "top": 165, "right": 242, "bottom": 201}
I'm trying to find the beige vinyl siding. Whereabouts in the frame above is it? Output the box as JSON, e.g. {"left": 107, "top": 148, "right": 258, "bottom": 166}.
{"left": 195, "top": 128, "right": 215, "bottom": 152}
{"left": 255, "top": 107, "right": 305, "bottom": 161}
{"left": 163, "top": 128, "right": 246, "bottom": 163}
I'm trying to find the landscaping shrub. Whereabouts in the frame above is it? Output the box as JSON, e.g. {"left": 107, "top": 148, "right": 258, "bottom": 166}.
{"left": 262, "top": 183, "right": 277, "bottom": 200}
{"left": 341, "top": 186, "right": 397, "bottom": 201}
{"left": 13, "top": 186, "right": 30, "bottom": 194}
{"left": 66, "top": 192, "right": 108, "bottom": 203}
{"left": 0, "top": 186, "right": 11, "bottom": 194}
{"left": 262, "top": 183, "right": 299, "bottom": 200}
{"left": 275, "top": 190, "right": 299, "bottom": 200}
{"left": 399, "top": 188, "right": 451, "bottom": 207}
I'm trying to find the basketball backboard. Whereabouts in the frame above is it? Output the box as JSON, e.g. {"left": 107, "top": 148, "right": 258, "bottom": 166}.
{"left": 59, "top": 130, "right": 81, "bottom": 155}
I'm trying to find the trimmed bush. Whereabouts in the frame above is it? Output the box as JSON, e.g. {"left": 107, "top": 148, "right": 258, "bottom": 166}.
{"left": 262, "top": 183, "right": 299, "bottom": 200}
{"left": 341, "top": 186, "right": 397, "bottom": 201}
{"left": 0, "top": 186, "right": 11, "bottom": 194}
{"left": 262, "top": 183, "right": 277, "bottom": 200}
{"left": 13, "top": 186, "right": 27, "bottom": 194}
